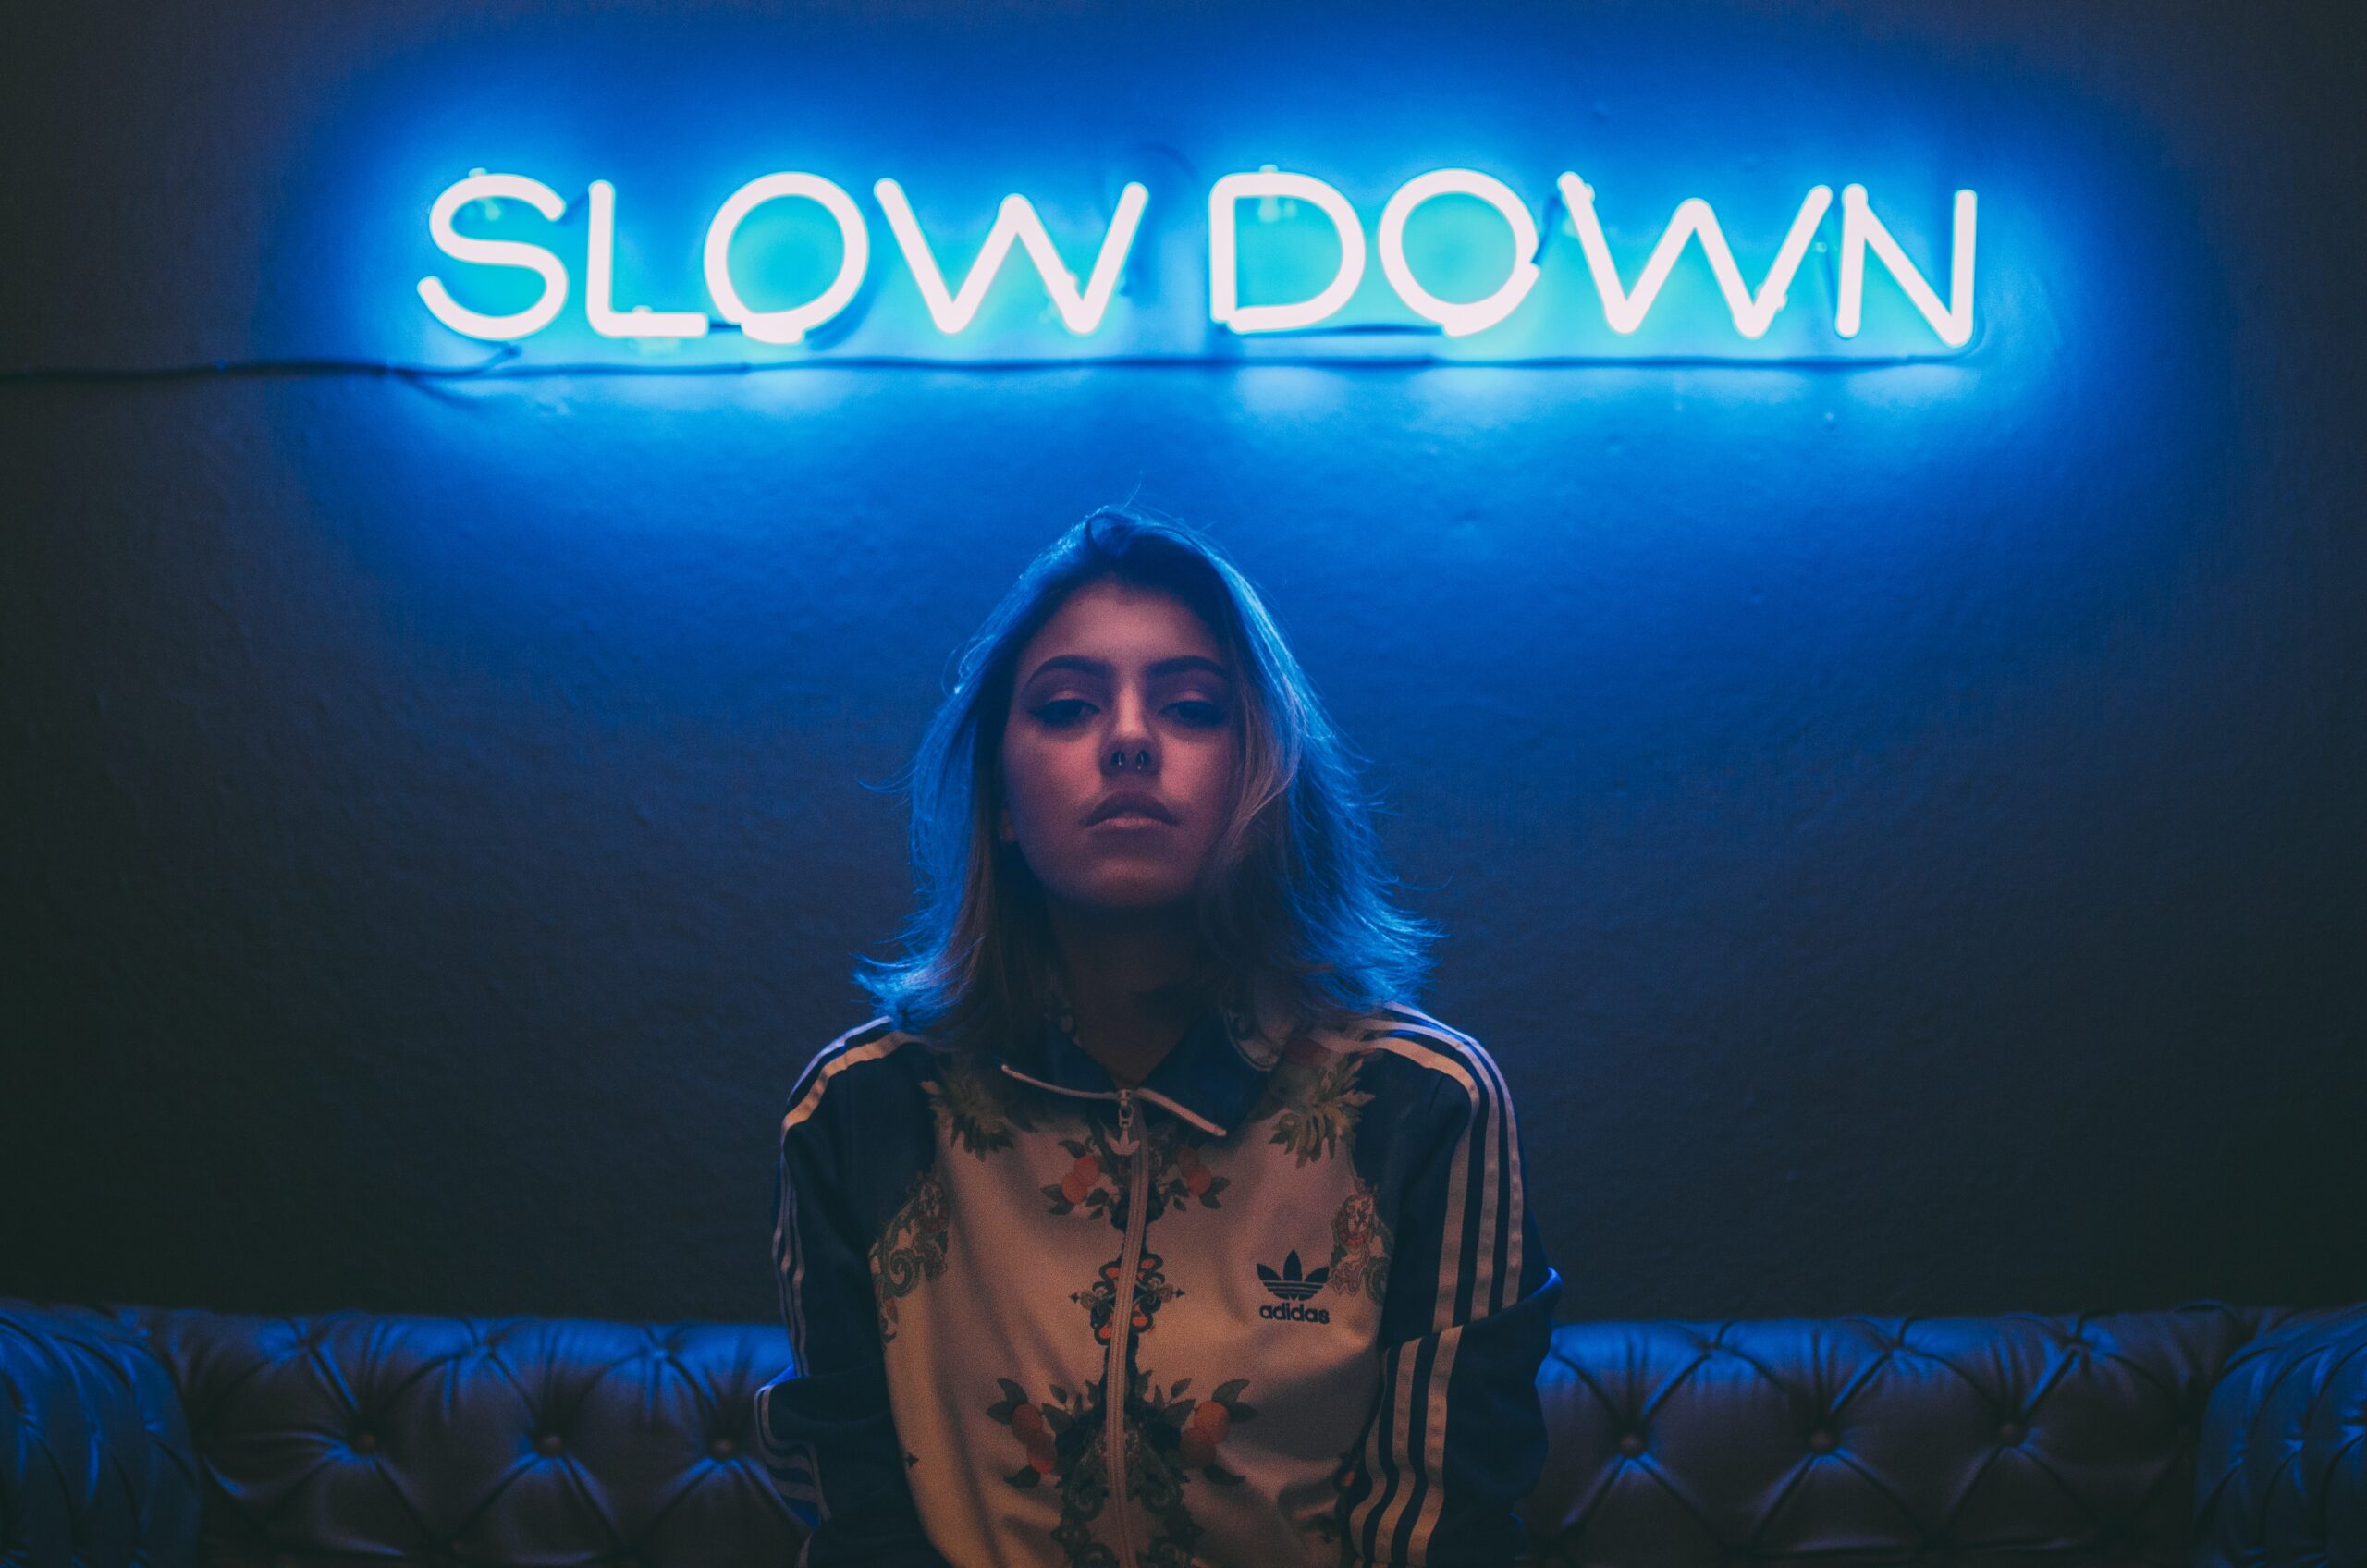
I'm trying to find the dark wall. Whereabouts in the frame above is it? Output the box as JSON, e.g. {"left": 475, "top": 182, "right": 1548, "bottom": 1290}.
{"left": 5, "top": 0, "right": 2361, "bottom": 1326}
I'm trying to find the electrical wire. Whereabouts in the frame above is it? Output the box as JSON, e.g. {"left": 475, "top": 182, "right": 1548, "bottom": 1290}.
{"left": 0, "top": 338, "right": 1973, "bottom": 386}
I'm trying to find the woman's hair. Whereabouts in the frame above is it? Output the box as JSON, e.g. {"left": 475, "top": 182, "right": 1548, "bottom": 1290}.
{"left": 853, "top": 503, "right": 1441, "bottom": 1055}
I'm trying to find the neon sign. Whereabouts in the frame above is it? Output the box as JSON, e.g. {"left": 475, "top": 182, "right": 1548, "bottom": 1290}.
{"left": 417, "top": 168, "right": 1978, "bottom": 354}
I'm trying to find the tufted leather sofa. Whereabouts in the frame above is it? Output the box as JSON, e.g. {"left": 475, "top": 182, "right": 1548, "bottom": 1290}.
{"left": 3, "top": 1297, "right": 2361, "bottom": 1568}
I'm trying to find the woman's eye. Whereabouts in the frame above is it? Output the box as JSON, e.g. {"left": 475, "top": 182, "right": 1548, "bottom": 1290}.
{"left": 1032, "top": 697, "right": 1226, "bottom": 729}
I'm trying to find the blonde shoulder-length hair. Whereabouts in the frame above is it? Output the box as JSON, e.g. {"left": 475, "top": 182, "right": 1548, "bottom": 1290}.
{"left": 854, "top": 504, "right": 1441, "bottom": 1057}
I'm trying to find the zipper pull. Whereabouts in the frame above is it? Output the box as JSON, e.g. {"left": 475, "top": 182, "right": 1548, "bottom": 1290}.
{"left": 1110, "top": 1087, "right": 1140, "bottom": 1156}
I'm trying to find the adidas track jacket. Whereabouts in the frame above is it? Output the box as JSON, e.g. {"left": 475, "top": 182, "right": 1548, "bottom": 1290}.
{"left": 754, "top": 990, "right": 1563, "bottom": 1568}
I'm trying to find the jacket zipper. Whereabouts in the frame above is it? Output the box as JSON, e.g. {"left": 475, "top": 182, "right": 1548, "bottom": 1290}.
{"left": 1104, "top": 1085, "right": 1148, "bottom": 1568}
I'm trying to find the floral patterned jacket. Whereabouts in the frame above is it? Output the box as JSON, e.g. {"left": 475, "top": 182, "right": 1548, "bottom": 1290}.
{"left": 754, "top": 986, "right": 1563, "bottom": 1568}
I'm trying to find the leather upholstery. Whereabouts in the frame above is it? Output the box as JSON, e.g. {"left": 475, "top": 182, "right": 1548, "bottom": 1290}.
{"left": 2, "top": 1296, "right": 2360, "bottom": 1568}
{"left": 0, "top": 1301, "right": 200, "bottom": 1568}
{"left": 2191, "top": 1305, "right": 2367, "bottom": 1568}
{"left": 1527, "top": 1305, "right": 2261, "bottom": 1566}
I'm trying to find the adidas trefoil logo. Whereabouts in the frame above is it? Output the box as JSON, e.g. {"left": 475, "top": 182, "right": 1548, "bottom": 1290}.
{"left": 1256, "top": 1250, "right": 1332, "bottom": 1323}
{"left": 1258, "top": 1250, "right": 1327, "bottom": 1299}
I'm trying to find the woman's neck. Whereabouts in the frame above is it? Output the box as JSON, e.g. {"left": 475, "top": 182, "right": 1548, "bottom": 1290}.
{"left": 1044, "top": 902, "right": 1211, "bottom": 1086}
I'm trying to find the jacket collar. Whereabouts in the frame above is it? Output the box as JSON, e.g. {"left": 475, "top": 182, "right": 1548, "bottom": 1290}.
{"left": 997, "top": 969, "right": 1297, "bottom": 1139}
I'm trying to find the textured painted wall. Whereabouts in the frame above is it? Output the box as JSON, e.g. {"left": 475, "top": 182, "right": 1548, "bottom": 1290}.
{"left": 4, "top": 0, "right": 2361, "bottom": 1325}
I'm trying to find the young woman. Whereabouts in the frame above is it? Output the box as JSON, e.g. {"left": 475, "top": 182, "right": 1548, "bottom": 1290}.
{"left": 755, "top": 507, "right": 1562, "bottom": 1567}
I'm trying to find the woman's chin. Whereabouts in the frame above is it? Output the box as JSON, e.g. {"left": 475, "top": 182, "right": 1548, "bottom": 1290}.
{"left": 1051, "top": 876, "right": 1197, "bottom": 915}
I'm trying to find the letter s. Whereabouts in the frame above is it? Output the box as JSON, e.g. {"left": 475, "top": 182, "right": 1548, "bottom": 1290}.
{"left": 417, "top": 173, "right": 570, "bottom": 340}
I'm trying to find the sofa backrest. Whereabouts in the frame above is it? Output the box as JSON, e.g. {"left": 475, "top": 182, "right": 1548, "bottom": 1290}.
{"left": 6, "top": 1297, "right": 2359, "bottom": 1568}
{"left": 0, "top": 1303, "right": 200, "bottom": 1568}
{"left": 1527, "top": 1306, "right": 2263, "bottom": 1564}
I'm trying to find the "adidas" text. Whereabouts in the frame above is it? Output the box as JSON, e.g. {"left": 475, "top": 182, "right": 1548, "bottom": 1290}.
{"left": 1257, "top": 1302, "right": 1331, "bottom": 1323}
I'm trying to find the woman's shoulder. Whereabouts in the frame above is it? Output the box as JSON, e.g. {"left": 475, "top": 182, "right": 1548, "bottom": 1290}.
{"left": 1316, "top": 999, "right": 1517, "bottom": 1106}
{"left": 779, "top": 1014, "right": 945, "bottom": 1131}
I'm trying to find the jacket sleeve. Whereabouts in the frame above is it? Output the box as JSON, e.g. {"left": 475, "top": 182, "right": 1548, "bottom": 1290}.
{"left": 1338, "top": 1058, "right": 1564, "bottom": 1567}
{"left": 754, "top": 1072, "right": 952, "bottom": 1568}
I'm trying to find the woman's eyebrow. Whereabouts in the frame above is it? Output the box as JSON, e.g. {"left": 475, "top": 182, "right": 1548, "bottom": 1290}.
{"left": 1024, "top": 655, "right": 1233, "bottom": 684}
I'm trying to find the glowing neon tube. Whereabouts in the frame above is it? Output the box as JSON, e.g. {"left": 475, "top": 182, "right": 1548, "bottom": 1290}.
{"left": 1376, "top": 168, "right": 1541, "bottom": 337}
{"left": 1836, "top": 186, "right": 1977, "bottom": 348}
{"left": 874, "top": 180, "right": 1149, "bottom": 335}
{"left": 417, "top": 173, "right": 570, "bottom": 341}
{"left": 585, "top": 181, "right": 709, "bottom": 339}
{"left": 702, "top": 173, "right": 870, "bottom": 346}
{"left": 1208, "top": 170, "right": 1367, "bottom": 334}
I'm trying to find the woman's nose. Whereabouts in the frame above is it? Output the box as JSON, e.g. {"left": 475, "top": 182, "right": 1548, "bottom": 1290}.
{"left": 1104, "top": 694, "right": 1156, "bottom": 770}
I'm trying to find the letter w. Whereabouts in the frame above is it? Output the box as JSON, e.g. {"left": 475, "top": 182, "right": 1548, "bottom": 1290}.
{"left": 874, "top": 180, "right": 1149, "bottom": 335}
{"left": 1555, "top": 175, "right": 1832, "bottom": 339}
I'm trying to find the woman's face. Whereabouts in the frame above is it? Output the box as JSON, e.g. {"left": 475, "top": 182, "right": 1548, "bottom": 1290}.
{"left": 998, "top": 577, "right": 1240, "bottom": 915}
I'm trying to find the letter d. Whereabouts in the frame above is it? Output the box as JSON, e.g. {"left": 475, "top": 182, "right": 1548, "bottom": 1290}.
{"left": 1208, "top": 171, "right": 1365, "bottom": 334}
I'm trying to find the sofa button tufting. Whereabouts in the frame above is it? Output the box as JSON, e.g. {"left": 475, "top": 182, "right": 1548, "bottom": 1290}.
{"left": 1998, "top": 1421, "right": 2027, "bottom": 1444}
{"left": 1616, "top": 1430, "right": 1645, "bottom": 1457}
{"left": 353, "top": 1431, "right": 379, "bottom": 1453}
{"left": 536, "top": 1432, "right": 565, "bottom": 1456}
{"left": 1808, "top": 1428, "right": 1836, "bottom": 1453}
{"left": 710, "top": 1437, "right": 738, "bottom": 1460}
